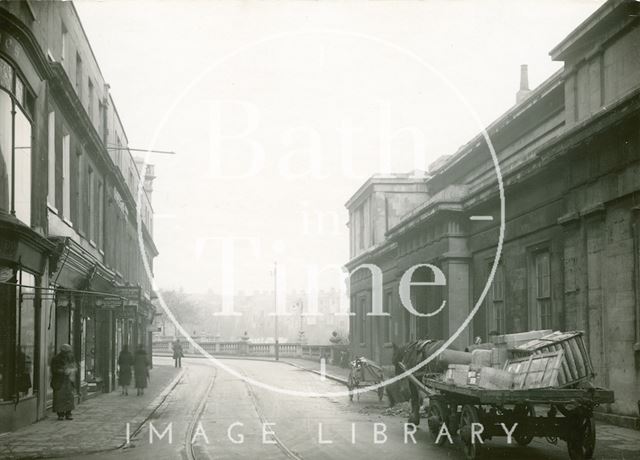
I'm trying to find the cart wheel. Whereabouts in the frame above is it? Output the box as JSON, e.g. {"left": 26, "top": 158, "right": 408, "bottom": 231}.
{"left": 567, "top": 417, "right": 596, "bottom": 460}
{"left": 377, "top": 387, "right": 384, "bottom": 402}
{"left": 459, "top": 404, "right": 482, "bottom": 460}
{"left": 427, "top": 400, "right": 450, "bottom": 447}
{"left": 513, "top": 404, "right": 535, "bottom": 446}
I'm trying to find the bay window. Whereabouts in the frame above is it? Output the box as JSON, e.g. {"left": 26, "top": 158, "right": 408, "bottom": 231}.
{"left": 0, "top": 56, "right": 33, "bottom": 226}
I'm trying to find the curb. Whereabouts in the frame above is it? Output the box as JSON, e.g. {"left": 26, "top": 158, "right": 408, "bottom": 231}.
{"left": 153, "top": 353, "right": 350, "bottom": 385}
{"left": 119, "top": 367, "right": 186, "bottom": 447}
{"left": 279, "top": 360, "right": 349, "bottom": 386}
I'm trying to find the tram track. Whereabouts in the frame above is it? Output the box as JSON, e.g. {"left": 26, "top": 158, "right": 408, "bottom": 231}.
{"left": 184, "top": 365, "right": 218, "bottom": 460}
{"left": 180, "top": 360, "right": 304, "bottom": 460}
{"left": 239, "top": 368, "right": 305, "bottom": 460}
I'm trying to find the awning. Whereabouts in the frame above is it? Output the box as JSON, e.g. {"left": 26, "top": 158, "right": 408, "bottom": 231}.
{"left": 49, "top": 237, "right": 115, "bottom": 292}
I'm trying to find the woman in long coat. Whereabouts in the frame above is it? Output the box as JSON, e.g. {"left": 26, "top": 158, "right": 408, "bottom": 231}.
{"left": 133, "top": 345, "right": 150, "bottom": 396}
{"left": 50, "top": 344, "right": 76, "bottom": 420}
{"left": 117, "top": 345, "right": 134, "bottom": 395}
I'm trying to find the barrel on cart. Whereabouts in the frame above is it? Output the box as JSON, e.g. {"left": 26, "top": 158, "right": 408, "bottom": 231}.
{"left": 422, "top": 378, "right": 614, "bottom": 460}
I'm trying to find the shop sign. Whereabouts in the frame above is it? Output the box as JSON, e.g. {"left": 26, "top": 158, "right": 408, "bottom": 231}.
{"left": 115, "top": 286, "right": 140, "bottom": 301}
{"left": 101, "top": 297, "right": 124, "bottom": 309}
{"left": 115, "top": 305, "right": 137, "bottom": 319}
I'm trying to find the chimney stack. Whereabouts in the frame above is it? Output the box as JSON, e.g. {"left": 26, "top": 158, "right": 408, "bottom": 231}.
{"left": 516, "top": 64, "right": 531, "bottom": 104}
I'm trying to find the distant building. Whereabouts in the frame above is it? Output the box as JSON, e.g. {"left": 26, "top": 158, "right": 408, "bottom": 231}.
{"left": 0, "top": 2, "right": 158, "bottom": 432}
{"left": 345, "top": 0, "right": 640, "bottom": 418}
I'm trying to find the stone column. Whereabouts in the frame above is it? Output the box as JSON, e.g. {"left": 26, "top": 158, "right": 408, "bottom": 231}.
{"left": 440, "top": 257, "right": 471, "bottom": 351}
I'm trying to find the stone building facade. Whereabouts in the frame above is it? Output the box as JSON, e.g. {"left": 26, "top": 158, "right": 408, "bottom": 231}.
{"left": 346, "top": 0, "right": 640, "bottom": 418}
{"left": 0, "top": 2, "right": 158, "bottom": 432}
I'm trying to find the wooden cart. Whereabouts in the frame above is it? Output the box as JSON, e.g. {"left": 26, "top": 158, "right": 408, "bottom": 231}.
{"left": 420, "top": 377, "right": 614, "bottom": 460}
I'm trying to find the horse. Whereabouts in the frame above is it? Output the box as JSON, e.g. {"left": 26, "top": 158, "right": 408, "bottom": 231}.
{"left": 392, "top": 339, "right": 448, "bottom": 426}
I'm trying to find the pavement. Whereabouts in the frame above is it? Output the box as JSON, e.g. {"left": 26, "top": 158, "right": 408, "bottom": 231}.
{"left": 2, "top": 356, "right": 640, "bottom": 460}
{"left": 0, "top": 361, "right": 183, "bottom": 459}
{"left": 279, "top": 358, "right": 351, "bottom": 384}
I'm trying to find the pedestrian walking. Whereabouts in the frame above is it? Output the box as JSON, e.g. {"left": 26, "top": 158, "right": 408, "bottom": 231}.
{"left": 134, "top": 344, "right": 150, "bottom": 396}
{"left": 50, "top": 344, "right": 76, "bottom": 420}
{"left": 117, "top": 345, "right": 133, "bottom": 395}
{"left": 172, "top": 338, "right": 183, "bottom": 368}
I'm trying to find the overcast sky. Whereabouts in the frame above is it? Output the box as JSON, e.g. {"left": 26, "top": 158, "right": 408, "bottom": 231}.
{"left": 75, "top": 0, "right": 604, "bottom": 296}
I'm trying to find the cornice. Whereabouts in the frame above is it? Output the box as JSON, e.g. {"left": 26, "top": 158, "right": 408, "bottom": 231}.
{"left": 0, "top": 212, "right": 56, "bottom": 254}
{"left": 0, "top": 7, "right": 53, "bottom": 81}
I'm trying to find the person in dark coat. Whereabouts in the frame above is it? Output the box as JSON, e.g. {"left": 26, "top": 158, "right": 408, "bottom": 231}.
{"left": 117, "top": 345, "right": 134, "bottom": 395}
{"left": 133, "top": 345, "right": 150, "bottom": 396}
{"left": 172, "top": 339, "right": 183, "bottom": 368}
{"left": 50, "top": 344, "right": 76, "bottom": 420}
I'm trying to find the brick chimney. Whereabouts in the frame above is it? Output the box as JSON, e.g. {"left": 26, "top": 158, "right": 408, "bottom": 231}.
{"left": 516, "top": 64, "right": 531, "bottom": 104}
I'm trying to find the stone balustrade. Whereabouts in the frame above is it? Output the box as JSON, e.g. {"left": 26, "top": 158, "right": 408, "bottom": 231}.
{"left": 152, "top": 337, "right": 337, "bottom": 361}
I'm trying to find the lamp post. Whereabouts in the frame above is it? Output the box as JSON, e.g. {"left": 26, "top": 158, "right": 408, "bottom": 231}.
{"left": 273, "top": 261, "right": 279, "bottom": 361}
{"left": 293, "top": 299, "right": 305, "bottom": 344}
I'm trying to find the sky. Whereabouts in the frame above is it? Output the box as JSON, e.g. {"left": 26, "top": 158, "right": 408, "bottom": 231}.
{"left": 75, "top": 0, "right": 605, "bottom": 296}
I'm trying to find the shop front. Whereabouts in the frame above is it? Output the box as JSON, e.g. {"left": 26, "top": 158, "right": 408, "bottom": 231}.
{"left": 0, "top": 217, "right": 55, "bottom": 432}
{"left": 48, "top": 238, "right": 117, "bottom": 398}
{"left": 112, "top": 286, "right": 156, "bottom": 369}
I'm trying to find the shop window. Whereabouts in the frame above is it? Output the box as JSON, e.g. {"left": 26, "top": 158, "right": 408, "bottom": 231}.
{"left": 0, "top": 268, "right": 37, "bottom": 401}
{"left": 84, "top": 312, "right": 96, "bottom": 387}
{"left": 18, "top": 271, "right": 36, "bottom": 398}
{"left": 44, "top": 286, "right": 56, "bottom": 405}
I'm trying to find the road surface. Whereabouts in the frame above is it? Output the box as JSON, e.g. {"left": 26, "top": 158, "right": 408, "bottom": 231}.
{"left": 82, "top": 357, "right": 626, "bottom": 460}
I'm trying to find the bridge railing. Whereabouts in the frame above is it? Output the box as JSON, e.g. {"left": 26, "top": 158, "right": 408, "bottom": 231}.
{"left": 152, "top": 337, "right": 336, "bottom": 362}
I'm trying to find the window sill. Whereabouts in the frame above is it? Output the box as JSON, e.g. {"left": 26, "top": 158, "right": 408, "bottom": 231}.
{"left": 47, "top": 203, "right": 58, "bottom": 214}
{"left": 62, "top": 217, "right": 73, "bottom": 228}
{"left": 89, "top": 239, "right": 97, "bottom": 248}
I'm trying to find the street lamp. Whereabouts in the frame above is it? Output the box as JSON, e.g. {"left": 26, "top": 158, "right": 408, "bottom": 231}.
{"left": 273, "top": 261, "right": 279, "bottom": 361}
{"left": 292, "top": 299, "right": 305, "bottom": 344}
